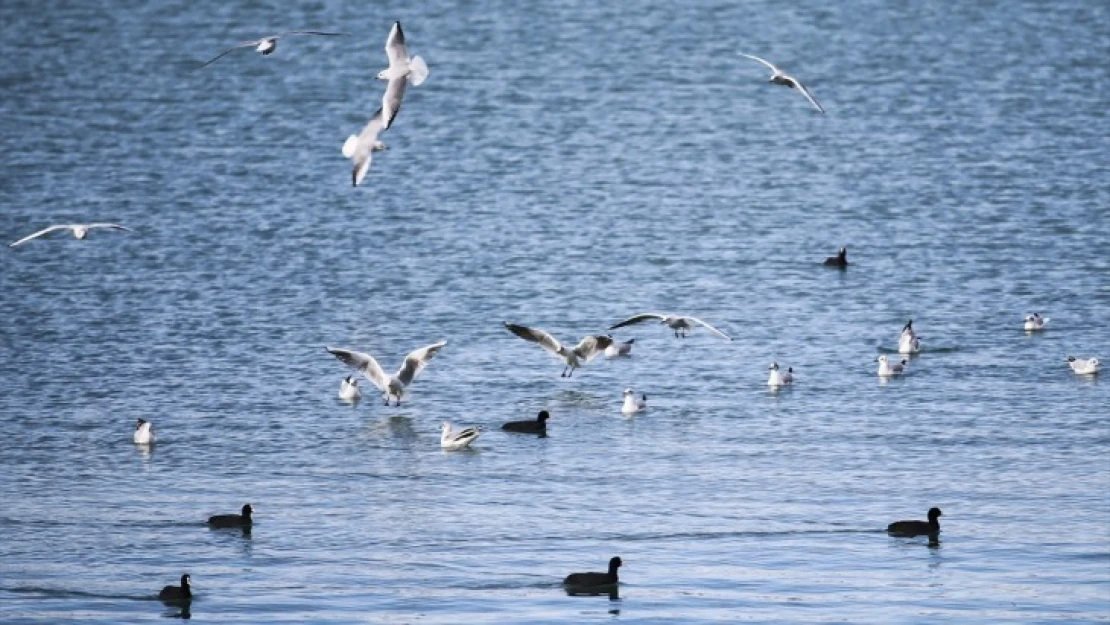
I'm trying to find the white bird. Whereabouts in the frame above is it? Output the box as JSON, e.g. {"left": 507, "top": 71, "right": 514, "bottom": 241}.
{"left": 326, "top": 341, "right": 447, "bottom": 406}
{"left": 377, "top": 22, "right": 429, "bottom": 130}
{"left": 10, "top": 223, "right": 134, "bottom": 247}
{"left": 609, "top": 313, "right": 732, "bottom": 340}
{"left": 503, "top": 323, "right": 612, "bottom": 377}
{"left": 1067, "top": 356, "right": 1100, "bottom": 375}
{"left": 739, "top": 53, "right": 824, "bottom": 113}
{"left": 198, "top": 31, "right": 345, "bottom": 68}
{"left": 133, "top": 419, "right": 155, "bottom": 445}
{"left": 440, "top": 421, "right": 481, "bottom": 450}
{"left": 877, "top": 355, "right": 908, "bottom": 377}
{"left": 341, "top": 107, "right": 389, "bottom": 186}
{"left": 767, "top": 362, "right": 794, "bottom": 387}
{"left": 621, "top": 388, "right": 647, "bottom": 415}
{"left": 338, "top": 375, "right": 362, "bottom": 402}
{"left": 1023, "top": 312, "right": 1050, "bottom": 331}
{"left": 604, "top": 338, "right": 635, "bottom": 359}
{"left": 898, "top": 319, "right": 922, "bottom": 354}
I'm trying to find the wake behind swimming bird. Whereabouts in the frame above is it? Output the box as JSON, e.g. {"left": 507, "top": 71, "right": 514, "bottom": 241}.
{"left": 503, "top": 322, "right": 612, "bottom": 377}
{"left": 377, "top": 22, "right": 429, "bottom": 130}
{"left": 342, "top": 107, "right": 389, "bottom": 186}
{"left": 326, "top": 341, "right": 447, "bottom": 406}
{"left": 198, "top": 31, "right": 345, "bottom": 68}
{"left": 10, "top": 223, "right": 134, "bottom": 247}
{"left": 609, "top": 313, "right": 732, "bottom": 340}
{"left": 739, "top": 53, "right": 824, "bottom": 113}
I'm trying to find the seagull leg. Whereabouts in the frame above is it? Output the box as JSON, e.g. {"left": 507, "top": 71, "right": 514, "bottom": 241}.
{"left": 560, "top": 366, "right": 567, "bottom": 378}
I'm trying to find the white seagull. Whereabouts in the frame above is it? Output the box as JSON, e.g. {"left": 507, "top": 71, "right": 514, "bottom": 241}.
{"left": 1023, "top": 313, "right": 1049, "bottom": 332}
{"left": 609, "top": 313, "right": 732, "bottom": 340}
{"left": 739, "top": 53, "right": 824, "bottom": 113}
{"left": 10, "top": 223, "right": 134, "bottom": 247}
{"left": 898, "top": 319, "right": 922, "bottom": 354}
{"left": 198, "top": 31, "right": 345, "bottom": 68}
{"left": 767, "top": 362, "right": 794, "bottom": 387}
{"left": 621, "top": 388, "right": 647, "bottom": 415}
{"left": 1066, "top": 356, "right": 1100, "bottom": 375}
{"left": 326, "top": 341, "right": 447, "bottom": 406}
{"left": 338, "top": 375, "right": 362, "bottom": 402}
{"left": 604, "top": 338, "right": 635, "bottom": 359}
{"left": 377, "top": 21, "right": 429, "bottom": 130}
{"left": 342, "top": 107, "right": 389, "bottom": 186}
{"left": 503, "top": 323, "right": 612, "bottom": 377}
{"left": 440, "top": 421, "right": 481, "bottom": 450}
{"left": 877, "top": 355, "right": 908, "bottom": 377}
{"left": 133, "top": 419, "right": 155, "bottom": 445}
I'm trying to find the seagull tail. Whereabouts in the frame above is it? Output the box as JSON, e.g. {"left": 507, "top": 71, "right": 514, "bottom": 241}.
{"left": 408, "top": 56, "right": 429, "bottom": 86}
{"left": 341, "top": 135, "right": 360, "bottom": 159}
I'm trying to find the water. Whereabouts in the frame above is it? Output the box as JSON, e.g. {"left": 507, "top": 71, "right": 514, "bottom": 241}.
{"left": 1, "top": 0, "right": 1108, "bottom": 622}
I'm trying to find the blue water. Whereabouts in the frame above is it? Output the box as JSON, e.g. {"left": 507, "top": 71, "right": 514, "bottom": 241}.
{"left": 1, "top": 0, "right": 1108, "bottom": 622}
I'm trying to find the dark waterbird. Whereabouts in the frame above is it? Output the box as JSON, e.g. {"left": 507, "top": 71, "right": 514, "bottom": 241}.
{"left": 207, "top": 504, "right": 252, "bottom": 528}
{"left": 824, "top": 247, "right": 848, "bottom": 267}
{"left": 502, "top": 410, "right": 550, "bottom": 434}
{"left": 887, "top": 507, "right": 942, "bottom": 538}
{"left": 158, "top": 574, "right": 191, "bottom": 604}
{"left": 564, "top": 556, "right": 622, "bottom": 590}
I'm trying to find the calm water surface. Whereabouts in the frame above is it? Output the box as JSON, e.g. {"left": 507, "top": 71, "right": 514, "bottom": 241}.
{"left": 1, "top": 0, "right": 1108, "bottom": 623}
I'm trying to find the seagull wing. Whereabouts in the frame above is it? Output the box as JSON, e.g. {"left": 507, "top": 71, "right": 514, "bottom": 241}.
{"left": 608, "top": 313, "right": 666, "bottom": 330}
{"left": 198, "top": 41, "right": 261, "bottom": 69}
{"left": 9, "top": 225, "right": 72, "bottom": 247}
{"left": 740, "top": 53, "right": 779, "bottom": 74}
{"left": 395, "top": 340, "right": 448, "bottom": 386}
{"left": 785, "top": 76, "right": 825, "bottom": 113}
{"left": 384, "top": 22, "right": 408, "bottom": 69}
{"left": 326, "top": 346, "right": 390, "bottom": 392}
{"left": 504, "top": 323, "right": 565, "bottom": 356}
{"left": 686, "top": 317, "right": 733, "bottom": 340}
{"left": 381, "top": 75, "right": 407, "bottom": 130}
{"left": 574, "top": 335, "right": 613, "bottom": 363}
{"left": 87, "top": 223, "right": 135, "bottom": 233}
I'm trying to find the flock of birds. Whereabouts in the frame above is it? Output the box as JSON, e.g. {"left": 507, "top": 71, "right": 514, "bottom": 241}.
{"left": 9, "top": 17, "right": 1102, "bottom": 609}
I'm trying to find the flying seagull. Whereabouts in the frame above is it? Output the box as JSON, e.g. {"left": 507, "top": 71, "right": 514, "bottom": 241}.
{"left": 10, "top": 223, "right": 134, "bottom": 247}
{"left": 739, "top": 53, "right": 824, "bottom": 113}
{"left": 608, "top": 313, "right": 732, "bottom": 340}
{"left": 503, "top": 322, "right": 612, "bottom": 377}
{"left": 377, "top": 22, "right": 429, "bottom": 130}
{"left": 199, "top": 31, "right": 345, "bottom": 68}
{"left": 341, "top": 107, "right": 389, "bottom": 186}
{"left": 325, "top": 341, "right": 447, "bottom": 406}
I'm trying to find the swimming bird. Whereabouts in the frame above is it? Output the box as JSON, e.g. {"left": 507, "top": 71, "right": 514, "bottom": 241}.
{"left": 898, "top": 319, "right": 922, "bottom": 354}
{"left": 767, "top": 362, "right": 793, "bottom": 387}
{"left": 158, "top": 574, "right": 192, "bottom": 603}
{"left": 608, "top": 313, "right": 732, "bottom": 340}
{"left": 338, "top": 375, "right": 362, "bottom": 401}
{"left": 501, "top": 410, "right": 550, "bottom": 434}
{"left": 10, "top": 223, "right": 134, "bottom": 247}
{"left": 877, "top": 355, "right": 907, "bottom": 376}
{"left": 377, "top": 22, "right": 429, "bottom": 130}
{"left": 1066, "top": 356, "right": 1100, "bottom": 375}
{"left": 1023, "top": 312, "right": 1049, "bottom": 331}
{"left": 208, "top": 504, "right": 253, "bottom": 528}
{"left": 341, "top": 107, "right": 389, "bottom": 187}
{"left": 604, "top": 338, "right": 635, "bottom": 358}
{"left": 503, "top": 323, "right": 612, "bottom": 377}
{"left": 198, "top": 31, "right": 345, "bottom": 68}
{"left": 326, "top": 341, "right": 447, "bottom": 406}
{"left": 133, "top": 419, "right": 155, "bottom": 445}
{"left": 564, "top": 556, "right": 622, "bottom": 589}
{"left": 621, "top": 388, "right": 647, "bottom": 414}
{"left": 739, "top": 54, "right": 824, "bottom": 113}
{"left": 824, "top": 247, "right": 848, "bottom": 267}
{"left": 440, "top": 421, "right": 481, "bottom": 450}
{"left": 887, "top": 507, "right": 942, "bottom": 538}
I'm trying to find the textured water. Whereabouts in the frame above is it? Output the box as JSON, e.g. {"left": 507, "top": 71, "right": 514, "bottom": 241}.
{"left": 1, "top": 0, "right": 1108, "bottom": 623}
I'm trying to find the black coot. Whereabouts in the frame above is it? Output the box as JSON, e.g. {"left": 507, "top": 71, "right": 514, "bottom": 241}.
{"left": 501, "top": 410, "right": 550, "bottom": 434}
{"left": 208, "top": 504, "right": 252, "bottom": 528}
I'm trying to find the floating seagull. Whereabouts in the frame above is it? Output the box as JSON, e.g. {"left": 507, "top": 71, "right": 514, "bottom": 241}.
{"left": 338, "top": 375, "right": 362, "bottom": 402}
{"left": 898, "top": 319, "right": 922, "bottom": 354}
{"left": 133, "top": 419, "right": 155, "bottom": 445}
{"left": 767, "top": 362, "right": 794, "bottom": 387}
{"left": 10, "top": 223, "right": 134, "bottom": 247}
{"left": 198, "top": 31, "right": 345, "bottom": 68}
{"left": 621, "top": 388, "right": 647, "bottom": 415}
{"left": 1023, "top": 312, "right": 1049, "bottom": 332}
{"left": 1066, "top": 356, "right": 1100, "bottom": 375}
{"left": 824, "top": 247, "right": 848, "bottom": 267}
{"left": 877, "top": 355, "right": 908, "bottom": 377}
{"left": 604, "top": 338, "right": 635, "bottom": 359}
{"left": 739, "top": 53, "right": 824, "bottom": 113}
{"left": 377, "top": 21, "right": 429, "bottom": 130}
{"left": 503, "top": 323, "right": 612, "bottom": 377}
{"left": 887, "top": 507, "right": 942, "bottom": 539}
{"left": 440, "top": 421, "right": 481, "bottom": 450}
{"left": 325, "top": 341, "right": 447, "bottom": 406}
{"left": 341, "top": 107, "right": 389, "bottom": 187}
{"left": 609, "top": 313, "right": 732, "bottom": 340}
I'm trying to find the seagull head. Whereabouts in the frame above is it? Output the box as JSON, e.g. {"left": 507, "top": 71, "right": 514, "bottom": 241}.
{"left": 622, "top": 388, "right": 633, "bottom": 396}
{"left": 769, "top": 362, "right": 779, "bottom": 370}
{"left": 376, "top": 69, "right": 390, "bottom": 80}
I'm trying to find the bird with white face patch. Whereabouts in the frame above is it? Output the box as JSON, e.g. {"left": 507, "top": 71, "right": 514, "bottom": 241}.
{"left": 767, "top": 362, "right": 794, "bottom": 387}
{"left": 1023, "top": 312, "right": 1049, "bottom": 331}
{"left": 377, "top": 22, "right": 429, "bottom": 130}
{"left": 198, "top": 31, "right": 345, "bottom": 68}
{"left": 326, "top": 341, "right": 447, "bottom": 406}
{"left": 338, "top": 376, "right": 362, "bottom": 401}
{"left": 621, "top": 388, "right": 647, "bottom": 415}
{"left": 10, "top": 223, "right": 134, "bottom": 247}
{"left": 503, "top": 323, "right": 612, "bottom": 378}
{"left": 1066, "top": 356, "right": 1100, "bottom": 375}
{"left": 877, "top": 355, "right": 908, "bottom": 377}
{"left": 133, "top": 419, "right": 155, "bottom": 445}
